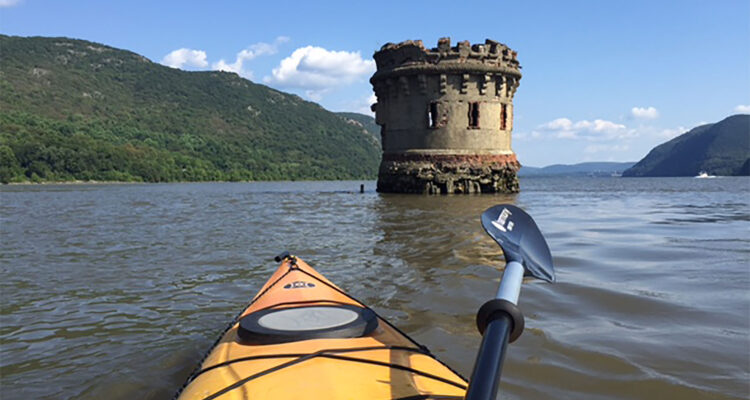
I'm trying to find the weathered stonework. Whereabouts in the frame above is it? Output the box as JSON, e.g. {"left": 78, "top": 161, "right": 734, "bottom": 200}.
{"left": 370, "top": 38, "right": 522, "bottom": 194}
{"left": 378, "top": 153, "right": 520, "bottom": 194}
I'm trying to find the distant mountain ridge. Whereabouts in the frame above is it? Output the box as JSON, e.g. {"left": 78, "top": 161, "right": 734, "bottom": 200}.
{"left": 519, "top": 162, "right": 635, "bottom": 177}
{"left": 0, "top": 35, "right": 381, "bottom": 183}
{"left": 623, "top": 115, "right": 749, "bottom": 177}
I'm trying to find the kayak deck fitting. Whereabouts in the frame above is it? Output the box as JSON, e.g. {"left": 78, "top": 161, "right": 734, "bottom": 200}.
{"left": 176, "top": 255, "right": 468, "bottom": 400}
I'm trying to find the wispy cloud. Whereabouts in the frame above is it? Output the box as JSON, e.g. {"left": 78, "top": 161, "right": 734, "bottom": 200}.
{"left": 264, "top": 46, "right": 375, "bottom": 100}
{"left": 631, "top": 106, "right": 660, "bottom": 120}
{"left": 161, "top": 48, "right": 208, "bottom": 69}
{"left": 0, "top": 0, "right": 22, "bottom": 8}
{"left": 734, "top": 104, "right": 750, "bottom": 113}
{"left": 513, "top": 130, "right": 541, "bottom": 141}
{"left": 159, "top": 37, "right": 290, "bottom": 78}
{"left": 353, "top": 93, "right": 377, "bottom": 115}
{"left": 212, "top": 36, "right": 290, "bottom": 79}
{"left": 537, "top": 117, "right": 631, "bottom": 140}
{"left": 658, "top": 126, "right": 687, "bottom": 139}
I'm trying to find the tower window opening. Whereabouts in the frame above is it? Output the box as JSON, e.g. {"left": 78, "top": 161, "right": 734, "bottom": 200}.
{"left": 468, "top": 102, "right": 480, "bottom": 128}
{"left": 500, "top": 104, "right": 507, "bottom": 130}
{"left": 428, "top": 102, "right": 439, "bottom": 128}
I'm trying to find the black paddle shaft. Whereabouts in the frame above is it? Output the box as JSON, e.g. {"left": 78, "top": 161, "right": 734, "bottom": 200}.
{"left": 464, "top": 312, "right": 513, "bottom": 400}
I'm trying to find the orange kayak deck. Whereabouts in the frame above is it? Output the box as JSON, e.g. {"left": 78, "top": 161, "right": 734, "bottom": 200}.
{"left": 176, "top": 256, "right": 467, "bottom": 400}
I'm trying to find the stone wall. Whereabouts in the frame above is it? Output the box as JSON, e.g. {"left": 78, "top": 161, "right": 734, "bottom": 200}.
{"left": 370, "top": 38, "right": 522, "bottom": 194}
{"left": 377, "top": 153, "right": 520, "bottom": 194}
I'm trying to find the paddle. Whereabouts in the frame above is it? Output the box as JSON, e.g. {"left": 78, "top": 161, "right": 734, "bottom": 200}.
{"left": 465, "top": 204, "right": 555, "bottom": 400}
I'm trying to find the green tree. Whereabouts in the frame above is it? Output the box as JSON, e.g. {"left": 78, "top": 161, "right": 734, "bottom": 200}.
{"left": 0, "top": 145, "right": 22, "bottom": 183}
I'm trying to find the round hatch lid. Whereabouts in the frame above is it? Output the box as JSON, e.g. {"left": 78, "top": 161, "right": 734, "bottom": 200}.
{"left": 238, "top": 304, "right": 378, "bottom": 344}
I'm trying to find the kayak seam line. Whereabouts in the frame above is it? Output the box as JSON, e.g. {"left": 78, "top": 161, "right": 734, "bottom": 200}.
{"left": 192, "top": 345, "right": 427, "bottom": 380}
{"left": 200, "top": 347, "right": 467, "bottom": 400}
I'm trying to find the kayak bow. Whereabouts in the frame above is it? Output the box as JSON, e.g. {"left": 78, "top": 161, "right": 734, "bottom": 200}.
{"left": 176, "top": 254, "right": 468, "bottom": 400}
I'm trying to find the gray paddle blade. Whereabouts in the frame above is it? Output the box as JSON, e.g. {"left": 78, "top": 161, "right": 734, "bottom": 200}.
{"left": 481, "top": 204, "right": 555, "bottom": 283}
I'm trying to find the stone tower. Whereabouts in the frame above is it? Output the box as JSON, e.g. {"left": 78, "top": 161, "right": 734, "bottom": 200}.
{"left": 370, "top": 38, "right": 522, "bottom": 194}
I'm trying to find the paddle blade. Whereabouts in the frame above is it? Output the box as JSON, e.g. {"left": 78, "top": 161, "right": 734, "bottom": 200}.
{"left": 481, "top": 204, "right": 555, "bottom": 283}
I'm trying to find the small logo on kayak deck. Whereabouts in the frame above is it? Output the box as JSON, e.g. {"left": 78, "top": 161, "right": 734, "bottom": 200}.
{"left": 491, "top": 208, "right": 514, "bottom": 232}
{"left": 284, "top": 281, "right": 316, "bottom": 289}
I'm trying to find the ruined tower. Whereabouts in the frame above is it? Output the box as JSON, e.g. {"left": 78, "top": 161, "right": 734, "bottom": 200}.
{"left": 370, "top": 38, "right": 522, "bottom": 194}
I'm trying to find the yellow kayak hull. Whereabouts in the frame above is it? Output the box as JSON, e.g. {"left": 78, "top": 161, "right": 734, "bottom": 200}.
{"left": 176, "top": 256, "right": 467, "bottom": 400}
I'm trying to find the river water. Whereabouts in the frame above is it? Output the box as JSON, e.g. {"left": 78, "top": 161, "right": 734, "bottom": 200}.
{"left": 1, "top": 178, "right": 748, "bottom": 399}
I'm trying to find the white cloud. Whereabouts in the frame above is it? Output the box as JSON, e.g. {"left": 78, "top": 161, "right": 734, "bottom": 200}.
{"left": 577, "top": 119, "right": 628, "bottom": 133}
{"left": 631, "top": 106, "right": 660, "bottom": 119}
{"left": 352, "top": 93, "right": 378, "bottom": 115}
{"left": 537, "top": 117, "right": 629, "bottom": 140}
{"left": 212, "top": 36, "right": 290, "bottom": 79}
{"left": 556, "top": 130, "right": 578, "bottom": 139}
{"left": 513, "top": 130, "right": 541, "bottom": 141}
{"left": 0, "top": 0, "right": 22, "bottom": 7}
{"left": 161, "top": 48, "right": 208, "bottom": 69}
{"left": 734, "top": 104, "right": 750, "bottom": 113}
{"left": 658, "top": 126, "right": 686, "bottom": 139}
{"left": 539, "top": 118, "right": 573, "bottom": 131}
{"left": 264, "top": 46, "right": 375, "bottom": 100}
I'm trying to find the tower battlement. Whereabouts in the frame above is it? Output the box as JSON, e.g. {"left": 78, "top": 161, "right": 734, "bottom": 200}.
{"left": 372, "top": 38, "right": 521, "bottom": 76}
{"left": 370, "top": 37, "right": 523, "bottom": 194}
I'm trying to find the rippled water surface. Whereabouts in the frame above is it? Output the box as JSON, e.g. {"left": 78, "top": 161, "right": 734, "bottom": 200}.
{"left": 1, "top": 178, "right": 749, "bottom": 399}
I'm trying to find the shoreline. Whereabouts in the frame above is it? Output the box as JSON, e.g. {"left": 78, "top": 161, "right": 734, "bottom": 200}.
{"left": 4, "top": 180, "right": 252, "bottom": 185}
{"left": 3, "top": 179, "right": 378, "bottom": 186}
{"left": 4, "top": 175, "right": 746, "bottom": 186}
{"left": 6, "top": 180, "right": 147, "bottom": 185}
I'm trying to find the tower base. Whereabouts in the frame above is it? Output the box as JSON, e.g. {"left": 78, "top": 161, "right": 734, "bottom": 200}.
{"left": 376, "top": 153, "right": 520, "bottom": 194}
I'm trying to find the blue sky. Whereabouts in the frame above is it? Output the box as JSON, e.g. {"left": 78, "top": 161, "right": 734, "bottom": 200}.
{"left": 1, "top": 0, "right": 748, "bottom": 166}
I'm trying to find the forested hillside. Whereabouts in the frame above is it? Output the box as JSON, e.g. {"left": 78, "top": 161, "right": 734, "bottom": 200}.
{"left": 0, "top": 35, "right": 381, "bottom": 183}
{"left": 336, "top": 112, "right": 380, "bottom": 146}
{"left": 623, "top": 115, "right": 749, "bottom": 177}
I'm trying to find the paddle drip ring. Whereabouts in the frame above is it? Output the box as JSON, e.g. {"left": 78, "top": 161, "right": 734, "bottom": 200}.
{"left": 476, "top": 299, "right": 525, "bottom": 343}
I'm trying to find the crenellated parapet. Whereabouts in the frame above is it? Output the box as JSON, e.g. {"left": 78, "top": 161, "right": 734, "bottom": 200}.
{"left": 370, "top": 37, "right": 523, "bottom": 194}
{"left": 371, "top": 38, "right": 521, "bottom": 81}
{"left": 370, "top": 39, "right": 521, "bottom": 111}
